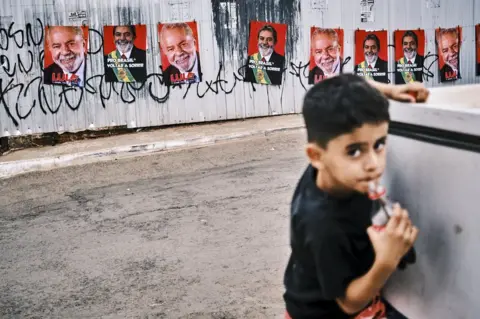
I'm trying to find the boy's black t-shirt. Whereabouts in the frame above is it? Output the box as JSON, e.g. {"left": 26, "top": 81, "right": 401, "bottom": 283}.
{"left": 283, "top": 165, "right": 376, "bottom": 319}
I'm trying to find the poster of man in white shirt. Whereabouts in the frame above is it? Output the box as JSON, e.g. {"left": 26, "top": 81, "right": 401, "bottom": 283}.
{"left": 43, "top": 26, "right": 88, "bottom": 87}
{"left": 308, "top": 27, "right": 344, "bottom": 84}
{"left": 436, "top": 26, "right": 462, "bottom": 82}
{"left": 158, "top": 21, "right": 202, "bottom": 86}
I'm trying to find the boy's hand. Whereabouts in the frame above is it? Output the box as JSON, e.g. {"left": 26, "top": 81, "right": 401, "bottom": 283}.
{"left": 389, "top": 82, "right": 430, "bottom": 103}
{"left": 367, "top": 203, "right": 419, "bottom": 270}
{"left": 368, "top": 80, "right": 430, "bottom": 103}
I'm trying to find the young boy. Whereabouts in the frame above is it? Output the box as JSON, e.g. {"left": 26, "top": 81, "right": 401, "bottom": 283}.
{"left": 283, "top": 74, "right": 426, "bottom": 319}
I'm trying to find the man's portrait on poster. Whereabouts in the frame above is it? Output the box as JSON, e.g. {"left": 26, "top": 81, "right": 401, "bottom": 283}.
{"left": 395, "top": 30, "right": 425, "bottom": 84}
{"left": 308, "top": 28, "right": 344, "bottom": 84}
{"left": 244, "top": 23, "right": 286, "bottom": 86}
{"left": 158, "top": 22, "right": 202, "bottom": 86}
{"left": 354, "top": 32, "right": 388, "bottom": 83}
{"left": 104, "top": 25, "right": 147, "bottom": 83}
{"left": 43, "top": 26, "right": 88, "bottom": 87}
{"left": 437, "top": 27, "right": 461, "bottom": 82}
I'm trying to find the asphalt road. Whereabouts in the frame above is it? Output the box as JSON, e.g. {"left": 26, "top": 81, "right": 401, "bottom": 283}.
{"left": 0, "top": 129, "right": 309, "bottom": 319}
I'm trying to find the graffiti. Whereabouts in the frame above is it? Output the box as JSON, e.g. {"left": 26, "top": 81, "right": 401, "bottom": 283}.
{"left": 0, "top": 72, "right": 172, "bottom": 126}
{"left": 422, "top": 52, "right": 439, "bottom": 82}
{"left": 1, "top": 51, "right": 37, "bottom": 77}
{"left": 182, "top": 62, "right": 246, "bottom": 99}
{"left": 0, "top": 15, "right": 291, "bottom": 127}
{"left": 289, "top": 60, "right": 310, "bottom": 90}
{"left": 0, "top": 15, "right": 444, "bottom": 130}
{"left": 1, "top": 62, "right": 258, "bottom": 126}
{"left": 341, "top": 57, "right": 352, "bottom": 70}
{"left": 0, "top": 19, "right": 44, "bottom": 50}
{"left": 289, "top": 56, "right": 352, "bottom": 90}
{"left": 87, "top": 28, "right": 104, "bottom": 55}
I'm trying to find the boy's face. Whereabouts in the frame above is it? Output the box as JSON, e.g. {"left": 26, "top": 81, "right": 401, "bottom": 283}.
{"left": 307, "top": 122, "right": 389, "bottom": 195}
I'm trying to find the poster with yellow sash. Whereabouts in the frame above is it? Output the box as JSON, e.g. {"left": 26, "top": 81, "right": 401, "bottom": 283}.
{"left": 103, "top": 25, "right": 147, "bottom": 83}
{"left": 394, "top": 29, "right": 425, "bottom": 84}
{"left": 354, "top": 30, "right": 389, "bottom": 84}
{"left": 244, "top": 21, "right": 287, "bottom": 86}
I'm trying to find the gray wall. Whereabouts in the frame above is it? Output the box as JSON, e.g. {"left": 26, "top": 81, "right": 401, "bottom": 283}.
{"left": 1, "top": 0, "right": 480, "bottom": 137}
{"left": 383, "top": 99, "right": 480, "bottom": 319}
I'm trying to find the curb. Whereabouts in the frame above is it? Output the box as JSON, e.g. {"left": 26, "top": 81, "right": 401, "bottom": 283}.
{"left": 0, "top": 125, "right": 305, "bottom": 179}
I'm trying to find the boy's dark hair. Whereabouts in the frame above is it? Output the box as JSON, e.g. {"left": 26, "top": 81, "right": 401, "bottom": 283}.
{"left": 302, "top": 73, "right": 390, "bottom": 148}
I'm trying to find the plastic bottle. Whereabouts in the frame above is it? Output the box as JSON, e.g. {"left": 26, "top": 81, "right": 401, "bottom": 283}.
{"left": 367, "top": 181, "right": 417, "bottom": 269}
{"left": 368, "top": 181, "right": 394, "bottom": 231}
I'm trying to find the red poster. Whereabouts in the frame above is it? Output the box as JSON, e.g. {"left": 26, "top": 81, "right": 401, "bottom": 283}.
{"left": 44, "top": 26, "right": 89, "bottom": 87}
{"left": 244, "top": 20, "right": 287, "bottom": 86}
{"left": 476, "top": 24, "right": 480, "bottom": 76}
{"left": 394, "top": 29, "right": 425, "bottom": 84}
{"left": 103, "top": 24, "right": 147, "bottom": 83}
{"left": 354, "top": 30, "right": 388, "bottom": 83}
{"left": 436, "top": 26, "right": 462, "bottom": 82}
{"left": 158, "top": 21, "right": 201, "bottom": 86}
{"left": 308, "top": 27, "right": 344, "bottom": 84}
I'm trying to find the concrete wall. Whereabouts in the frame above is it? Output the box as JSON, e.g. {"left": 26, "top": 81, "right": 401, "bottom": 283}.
{"left": 383, "top": 90, "right": 480, "bottom": 318}
{"left": 1, "top": 0, "right": 480, "bottom": 137}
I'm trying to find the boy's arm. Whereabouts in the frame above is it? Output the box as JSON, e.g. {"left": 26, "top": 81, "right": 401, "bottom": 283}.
{"left": 335, "top": 260, "right": 395, "bottom": 314}
{"left": 367, "top": 80, "right": 430, "bottom": 103}
{"left": 307, "top": 206, "right": 418, "bottom": 315}
{"left": 336, "top": 206, "right": 419, "bottom": 315}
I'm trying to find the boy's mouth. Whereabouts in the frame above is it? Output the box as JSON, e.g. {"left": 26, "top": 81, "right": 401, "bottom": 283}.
{"left": 359, "top": 175, "right": 381, "bottom": 183}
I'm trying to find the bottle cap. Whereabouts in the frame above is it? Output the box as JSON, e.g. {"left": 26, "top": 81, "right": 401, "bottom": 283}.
{"left": 368, "top": 181, "right": 386, "bottom": 200}
{"left": 376, "top": 185, "right": 386, "bottom": 196}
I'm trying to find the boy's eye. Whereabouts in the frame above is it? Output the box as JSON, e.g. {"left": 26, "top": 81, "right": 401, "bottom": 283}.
{"left": 374, "top": 140, "right": 386, "bottom": 151}
{"left": 347, "top": 148, "right": 361, "bottom": 158}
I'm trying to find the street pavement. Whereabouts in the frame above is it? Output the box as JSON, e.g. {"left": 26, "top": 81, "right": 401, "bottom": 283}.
{"left": 0, "top": 129, "right": 308, "bottom": 318}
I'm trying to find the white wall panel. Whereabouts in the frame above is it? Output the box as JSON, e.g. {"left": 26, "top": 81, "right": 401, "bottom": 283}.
{"left": 1, "top": 0, "right": 479, "bottom": 137}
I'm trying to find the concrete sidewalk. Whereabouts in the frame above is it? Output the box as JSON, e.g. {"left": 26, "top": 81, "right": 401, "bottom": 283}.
{"left": 0, "top": 114, "right": 305, "bottom": 179}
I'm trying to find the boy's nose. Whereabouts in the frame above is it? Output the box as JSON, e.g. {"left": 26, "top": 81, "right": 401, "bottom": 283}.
{"left": 364, "top": 153, "right": 379, "bottom": 171}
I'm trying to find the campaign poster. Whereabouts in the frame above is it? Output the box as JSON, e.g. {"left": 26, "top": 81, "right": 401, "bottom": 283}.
{"left": 158, "top": 21, "right": 202, "bottom": 86}
{"left": 394, "top": 29, "right": 425, "bottom": 84}
{"left": 103, "top": 24, "right": 147, "bottom": 83}
{"left": 476, "top": 24, "right": 480, "bottom": 76}
{"left": 43, "top": 25, "right": 89, "bottom": 87}
{"left": 436, "top": 26, "right": 462, "bottom": 82}
{"left": 308, "top": 27, "right": 344, "bottom": 84}
{"left": 354, "top": 30, "right": 388, "bottom": 83}
{"left": 244, "top": 21, "right": 287, "bottom": 86}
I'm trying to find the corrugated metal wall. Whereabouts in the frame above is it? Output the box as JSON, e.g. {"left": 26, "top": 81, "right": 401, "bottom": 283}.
{"left": 1, "top": 0, "right": 479, "bottom": 137}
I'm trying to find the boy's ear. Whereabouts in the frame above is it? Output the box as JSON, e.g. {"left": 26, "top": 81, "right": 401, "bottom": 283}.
{"left": 305, "top": 143, "right": 326, "bottom": 170}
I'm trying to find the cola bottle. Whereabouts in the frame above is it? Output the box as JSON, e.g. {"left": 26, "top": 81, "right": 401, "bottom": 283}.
{"left": 368, "top": 182, "right": 416, "bottom": 270}
{"left": 368, "top": 182, "right": 393, "bottom": 231}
